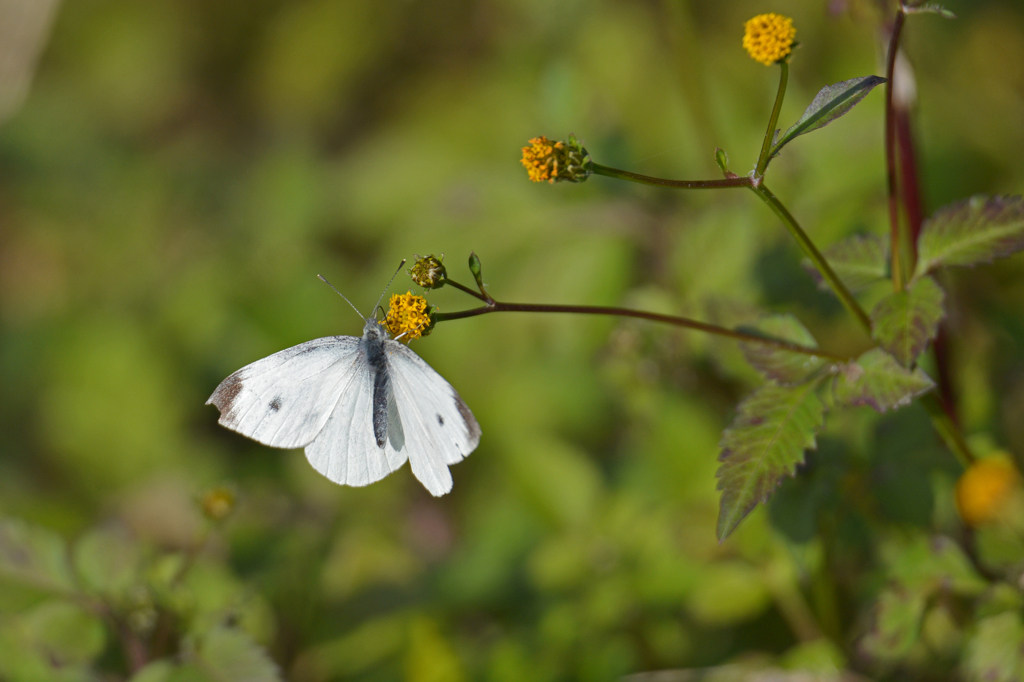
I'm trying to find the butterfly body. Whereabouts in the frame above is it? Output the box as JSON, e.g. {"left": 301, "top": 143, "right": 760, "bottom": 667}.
{"left": 207, "top": 317, "right": 480, "bottom": 496}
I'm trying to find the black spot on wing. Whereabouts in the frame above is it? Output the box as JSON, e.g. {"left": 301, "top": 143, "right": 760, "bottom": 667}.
{"left": 269, "top": 397, "right": 282, "bottom": 412}
{"left": 437, "top": 414, "right": 444, "bottom": 426}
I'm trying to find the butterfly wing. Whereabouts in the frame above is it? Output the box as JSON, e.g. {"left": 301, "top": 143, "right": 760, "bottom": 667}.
{"left": 384, "top": 340, "right": 481, "bottom": 496}
{"left": 303, "top": 358, "right": 409, "bottom": 489}
{"left": 207, "top": 336, "right": 361, "bottom": 449}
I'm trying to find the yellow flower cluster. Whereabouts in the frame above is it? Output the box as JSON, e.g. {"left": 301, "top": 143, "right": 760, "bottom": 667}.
{"left": 743, "top": 13, "right": 796, "bottom": 66}
{"left": 385, "top": 292, "right": 433, "bottom": 341}
{"left": 521, "top": 136, "right": 564, "bottom": 183}
{"left": 955, "top": 455, "right": 1021, "bottom": 526}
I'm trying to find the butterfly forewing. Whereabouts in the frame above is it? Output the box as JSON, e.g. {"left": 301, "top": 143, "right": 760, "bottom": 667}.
{"left": 207, "top": 336, "right": 362, "bottom": 449}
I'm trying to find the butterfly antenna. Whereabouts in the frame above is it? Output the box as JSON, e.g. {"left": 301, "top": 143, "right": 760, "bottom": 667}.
{"left": 371, "top": 259, "right": 407, "bottom": 319}
{"left": 317, "top": 274, "right": 365, "bottom": 321}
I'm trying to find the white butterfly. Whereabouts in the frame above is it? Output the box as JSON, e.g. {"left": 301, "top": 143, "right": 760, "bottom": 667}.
{"left": 206, "top": 274, "right": 480, "bottom": 496}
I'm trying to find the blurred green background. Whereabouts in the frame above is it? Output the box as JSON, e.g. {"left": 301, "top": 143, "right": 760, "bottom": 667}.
{"left": 2, "top": 0, "right": 1024, "bottom": 679}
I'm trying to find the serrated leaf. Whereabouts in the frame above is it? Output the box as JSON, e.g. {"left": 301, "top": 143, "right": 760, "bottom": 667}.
{"left": 737, "top": 314, "right": 827, "bottom": 385}
{"left": 771, "top": 76, "right": 887, "bottom": 156}
{"left": 833, "top": 349, "right": 934, "bottom": 413}
{"left": 0, "top": 519, "right": 75, "bottom": 595}
{"left": 915, "top": 195, "right": 1024, "bottom": 276}
{"left": 871, "top": 276, "right": 945, "bottom": 366}
{"left": 804, "top": 234, "right": 889, "bottom": 293}
{"left": 860, "top": 587, "right": 927, "bottom": 662}
{"left": 963, "top": 612, "right": 1024, "bottom": 682}
{"left": 905, "top": 3, "right": 956, "bottom": 19}
{"left": 188, "top": 627, "right": 281, "bottom": 682}
{"left": 716, "top": 382, "right": 826, "bottom": 540}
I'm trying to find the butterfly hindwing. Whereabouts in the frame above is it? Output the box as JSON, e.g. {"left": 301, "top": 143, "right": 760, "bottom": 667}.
{"left": 304, "top": 356, "right": 408, "bottom": 487}
{"left": 206, "top": 336, "right": 361, "bottom": 449}
{"left": 385, "top": 340, "right": 481, "bottom": 496}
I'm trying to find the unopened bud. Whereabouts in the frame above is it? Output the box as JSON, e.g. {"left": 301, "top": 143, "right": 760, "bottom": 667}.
{"left": 409, "top": 254, "right": 447, "bottom": 289}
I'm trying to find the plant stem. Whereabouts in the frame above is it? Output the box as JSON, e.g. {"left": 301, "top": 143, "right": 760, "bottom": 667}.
{"left": 434, "top": 294, "right": 847, "bottom": 361}
{"left": 884, "top": 9, "right": 907, "bottom": 290}
{"left": 756, "top": 61, "right": 789, "bottom": 177}
{"left": 750, "top": 184, "right": 873, "bottom": 333}
{"left": 445, "top": 277, "right": 490, "bottom": 302}
{"left": 921, "top": 392, "right": 974, "bottom": 468}
{"left": 590, "top": 163, "right": 753, "bottom": 190}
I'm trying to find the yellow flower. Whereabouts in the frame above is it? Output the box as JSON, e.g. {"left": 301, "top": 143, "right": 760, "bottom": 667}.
{"left": 520, "top": 135, "right": 591, "bottom": 184}
{"left": 955, "top": 455, "right": 1022, "bottom": 526}
{"left": 743, "top": 13, "right": 796, "bottom": 66}
{"left": 385, "top": 292, "right": 434, "bottom": 341}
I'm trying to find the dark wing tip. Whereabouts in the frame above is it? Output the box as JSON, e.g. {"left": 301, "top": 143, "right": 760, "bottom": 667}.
{"left": 454, "top": 392, "right": 482, "bottom": 445}
{"left": 207, "top": 372, "right": 244, "bottom": 413}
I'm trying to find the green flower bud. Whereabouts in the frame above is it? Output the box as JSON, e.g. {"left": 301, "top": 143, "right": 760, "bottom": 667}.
{"left": 409, "top": 254, "right": 447, "bottom": 289}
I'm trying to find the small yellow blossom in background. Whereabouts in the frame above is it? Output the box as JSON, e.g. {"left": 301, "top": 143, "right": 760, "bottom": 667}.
{"left": 520, "top": 134, "right": 592, "bottom": 183}
{"left": 955, "top": 455, "right": 1022, "bottom": 526}
{"left": 200, "top": 486, "right": 236, "bottom": 522}
{"left": 385, "top": 292, "right": 433, "bottom": 341}
{"left": 743, "top": 13, "right": 796, "bottom": 66}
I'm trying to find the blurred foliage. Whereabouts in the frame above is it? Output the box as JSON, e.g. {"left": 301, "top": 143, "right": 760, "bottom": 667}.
{"left": 1, "top": 0, "right": 1024, "bottom": 680}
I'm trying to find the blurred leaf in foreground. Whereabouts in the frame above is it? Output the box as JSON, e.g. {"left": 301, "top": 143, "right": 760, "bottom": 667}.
{"left": 962, "top": 612, "right": 1024, "bottom": 682}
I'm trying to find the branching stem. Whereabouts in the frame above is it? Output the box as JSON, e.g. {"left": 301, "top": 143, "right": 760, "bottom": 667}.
{"left": 435, "top": 287, "right": 847, "bottom": 362}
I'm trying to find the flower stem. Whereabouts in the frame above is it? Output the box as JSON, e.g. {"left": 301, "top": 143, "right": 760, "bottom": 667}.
{"left": 434, "top": 293, "right": 847, "bottom": 362}
{"left": 920, "top": 392, "right": 974, "bottom": 468}
{"left": 590, "top": 163, "right": 753, "bottom": 190}
{"left": 445, "top": 277, "right": 491, "bottom": 303}
{"left": 756, "top": 61, "right": 789, "bottom": 177}
{"left": 750, "top": 184, "right": 873, "bottom": 333}
{"left": 884, "top": 9, "right": 908, "bottom": 289}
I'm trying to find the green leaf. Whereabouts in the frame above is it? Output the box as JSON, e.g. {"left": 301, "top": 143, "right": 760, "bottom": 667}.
{"left": 963, "top": 612, "right": 1024, "bottom": 682}
{"left": 129, "top": 661, "right": 176, "bottom": 682}
{"left": 804, "top": 234, "right": 888, "bottom": 293}
{"left": 715, "top": 148, "right": 729, "bottom": 175}
{"left": 737, "top": 314, "right": 827, "bottom": 385}
{"left": 716, "top": 382, "right": 826, "bottom": 540}
{"left": 20, "top": 600, "right": 107, "bottom": 666}
{"left": 187, "top": 627, "right": 282, "bottom": 682}
{"left": 905, "top": 3, "right": 956, "bottom": 19}
{"left": 860, "top": 587, "right": 927, "bottom": 662}
{"left": 915, "top": 195, "right": 1024, "bottom": 276}
{"left": 870, "top": 275, "right": 945, "bottom": 366}
{"left": 832, "top": 349, "right": 935, "bottom": 413}
{"left": 73, "top": 524, "right": 142, "bottom": 599}
{"left": 0, "top": 519, "right": 75, "bottom": 595}
{"left": 883, "top": 534, "right": 987, "bottom": 596}
{"left": 771, "top": 76, "right": 887, "bottom": 156}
